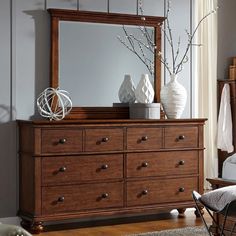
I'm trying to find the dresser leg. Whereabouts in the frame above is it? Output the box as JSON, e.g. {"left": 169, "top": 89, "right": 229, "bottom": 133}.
{"left": 177, "top": 208, "right": 186, "bottom": 217}
{"left": 194, "top": 206, "right": 204, "bottom": 217}
{"left": 31, "top": 221, "right": 44, "bottom": 234}
{"left": 20, "top": 219, "right": 31, "bottom": 229}
{"left": 21, "top": 220, "right": 44, "bottom": 234}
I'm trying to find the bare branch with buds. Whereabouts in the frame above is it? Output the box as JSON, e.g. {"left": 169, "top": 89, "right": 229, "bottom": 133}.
{"left": 117, "top": 0, "right": 218, "bottom": 77}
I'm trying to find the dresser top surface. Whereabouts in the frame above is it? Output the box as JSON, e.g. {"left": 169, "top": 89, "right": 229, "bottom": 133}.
{"left": 17, "top": 118, "right": 207, "bottom": 126}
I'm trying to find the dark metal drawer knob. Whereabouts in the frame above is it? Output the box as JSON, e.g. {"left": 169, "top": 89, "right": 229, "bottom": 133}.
{"left": 59, "top": 166, "right": 66, "bottom": 172}
{"left": 178, "top": 135, "right": 185, "bottom": 140}
{"left": 141, "top": 162, "right": 149, "bottom": 168}
{"left": 101, "top": 164, "right": 109, "bottom": 170}
{"left": 179, "top": 187, "right": 185, "bottom": 192}
{"left": 141, "top": 136, "right": 148, "bottom": 141}
{"left": 179, "top": 160, "right": 185, "bottom": 165}
{"left": 102, "top": 137, "right": 109, "bottom": 142}
{"left": 142, "top": 189, "right": 148, "bottom": 195}
{"left": 59, "top": 138, "right": 67, "bottom": 144}
{"left": 101, "top": 193, "right": 109, "bottom": 198}
{"left": 58, "top": 196, "right": 65, "bottom": 202}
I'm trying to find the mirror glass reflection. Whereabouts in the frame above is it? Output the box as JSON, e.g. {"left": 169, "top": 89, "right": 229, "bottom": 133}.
{"left": 59, "top": 21, "right": 154, "bottom": 106}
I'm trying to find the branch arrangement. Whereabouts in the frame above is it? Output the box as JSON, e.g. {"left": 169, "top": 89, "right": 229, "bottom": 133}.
{"left": 117, "top": 0, "right": 218, "bottom": 77}
{"left": 117, "top": 25, "right": 155, "bottom": 76}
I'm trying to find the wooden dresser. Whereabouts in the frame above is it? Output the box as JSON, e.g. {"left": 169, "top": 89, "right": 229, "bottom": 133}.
{"left": 18, "top": 119, "right": 206, "bottom": 233}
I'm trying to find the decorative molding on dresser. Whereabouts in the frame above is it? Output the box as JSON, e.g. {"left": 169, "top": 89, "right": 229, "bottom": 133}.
{"left": 17, "top": 119, "right": 206, "bottom": 233}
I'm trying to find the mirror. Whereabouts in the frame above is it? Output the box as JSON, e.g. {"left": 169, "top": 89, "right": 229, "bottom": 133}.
{"left": 59, "top": 21, "right": 154, "bottom": 106}
{"left": 48, "top": 9, "right": 165, "bottom": 119}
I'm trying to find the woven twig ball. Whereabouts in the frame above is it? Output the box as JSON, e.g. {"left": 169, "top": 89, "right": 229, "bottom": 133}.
{"left": 37, "top": 87, "right": 72, "bottom": 121}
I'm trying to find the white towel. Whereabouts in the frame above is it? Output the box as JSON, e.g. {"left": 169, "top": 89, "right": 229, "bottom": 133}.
{"left": 217, "top": 84, "right": 234, "bottom": 153}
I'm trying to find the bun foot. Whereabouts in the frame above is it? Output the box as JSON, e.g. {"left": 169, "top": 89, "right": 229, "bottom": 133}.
{"left": 21, "top": 220, "right": 44, "bottom": 234}
{"left": 177, "top": 208, "right": 186, "bottom": 218}
{"left": 31, "top": 222, "right": 44, "bottom": 234}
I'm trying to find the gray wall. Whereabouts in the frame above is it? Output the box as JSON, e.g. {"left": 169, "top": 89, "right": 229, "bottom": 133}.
{"left": 0, "top": 0, "right": 18, "bottom": 218}
{"left": 217, "top": 0, "right": 236, "bottom": 79}
{"left": 0, "top": 0, "right": 195, "bottom": 218}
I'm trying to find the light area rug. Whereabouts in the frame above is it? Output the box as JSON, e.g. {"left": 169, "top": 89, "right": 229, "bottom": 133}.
{"left": 129, "top": 226, "right": 208, "bottom": 236}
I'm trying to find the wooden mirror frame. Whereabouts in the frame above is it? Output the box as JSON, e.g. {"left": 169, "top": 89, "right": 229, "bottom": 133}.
{"left": 48, "top": 8, "right": 165, "bottom": 119}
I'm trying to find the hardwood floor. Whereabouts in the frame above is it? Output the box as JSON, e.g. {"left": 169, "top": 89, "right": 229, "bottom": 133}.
{"left": 39, "top": 209, "right": 210, "bottom": 236}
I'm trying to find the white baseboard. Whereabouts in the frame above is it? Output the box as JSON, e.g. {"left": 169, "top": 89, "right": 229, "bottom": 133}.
{"left": 0, "top": 217, "right": 20, "bottom": 225}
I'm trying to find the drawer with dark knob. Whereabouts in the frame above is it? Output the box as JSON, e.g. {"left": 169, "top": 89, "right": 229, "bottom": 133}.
{"left": 101, "top": 164, "right": 109, "bottom": 169}
{"left": 41, "top": 129, "right": 82, "bottom": 154}
{"left": 57, "top": 196, "right": 65, "bottom": 202}
{"left": 164, "top": 126, "right": 198, "bottom": 148}
{"left": 127, "top": 128, "right": 162, "bottom": 150}
{"left": 126, "top": 151, "right": 198, "bottom": 178}
{"left": 42, "top": 182, "right": 124, "bottom": 214}
{"left": 141, "top": 162, "right": 149, "bottom": 168}
{"left": 59, "top": 138, "right": 67, "bottom": 144}
{"left": 59, "top": 166, "right": 67, "bottom": 172}
{"left": 126, "top": 177, "right": 197, "bottom": 207}
{"left": 142, "top": 189, "right": 148, "bottom": 195}
{"left": 179, "top": 187, "right": 185, "bottom": 192}
{"left": 42, "top": 154, "right": 123, "bottom": 185}
{"left": 85, "top": 128, "right": 123, "bottom": 152}
{"left": 101, "top": 193, "right": 109, "bottom": 199}
{"left": 179, "top": 160, "right": 185, "bottom": 165}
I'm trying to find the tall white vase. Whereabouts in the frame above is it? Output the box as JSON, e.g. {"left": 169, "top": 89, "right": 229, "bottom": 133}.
{"left": 135, "top": 74, "right": 154, "bottom": 104}
{"left": 160, "top": 74, "right": 187, "bottom": 119}
{"left": 118, "top": 74, "right": 136, "bottom": 103}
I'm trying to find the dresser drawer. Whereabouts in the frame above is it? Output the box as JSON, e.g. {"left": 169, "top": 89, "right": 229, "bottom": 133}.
{"left": 41, "top": 129, "right": 82, "bottom": 154}
{"left": 42, "top": 182, "right": 124, "bottom": 214}
{"left": 164, "top": 126, "right": 198, "bottom": 148}
{"left": 126, "top": 177, "right": 197, "bottom": 207}
{"left": 127, "top": 128, "right": 162, "bottom": 150}
{"left": 85, "top": 128, "right": 123, "bottom": 152}
{"left": 126, "top": 151, "right": 198, "bottom": 178}
{"left": 42, "top": 154, "right": 124, "bottom": 185}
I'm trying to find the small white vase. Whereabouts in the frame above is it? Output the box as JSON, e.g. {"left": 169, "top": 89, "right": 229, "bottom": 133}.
{"left": 118, "top": 74, "right": 136, "bottom": 103}
{"left": 160, "top": 74, "right": 187, "bottom": 119}
{"left": 135, "top": 74, "right": 154, "bottom": 103}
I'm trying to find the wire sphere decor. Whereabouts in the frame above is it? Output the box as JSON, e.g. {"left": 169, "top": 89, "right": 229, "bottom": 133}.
{"left": 37, "top": 87, "right": 72, "bottom": 121}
